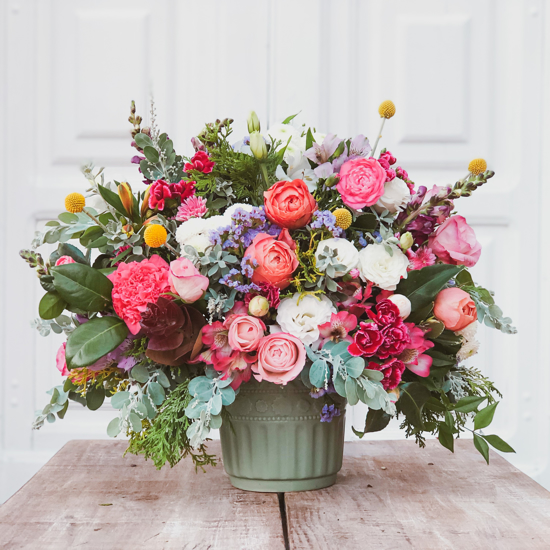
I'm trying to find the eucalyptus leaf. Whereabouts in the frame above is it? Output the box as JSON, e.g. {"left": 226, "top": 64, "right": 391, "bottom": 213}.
{"left": 107, "top": 417, "right": 121, "bottom": 437}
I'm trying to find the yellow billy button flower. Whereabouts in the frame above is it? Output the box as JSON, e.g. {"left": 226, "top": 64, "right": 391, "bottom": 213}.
{"left": 144, "top": 224, "right": 167, "bottom": 248}
{"left": 65, "top": 192, "right": 86, "bottom": 213}
{"left": 468, "top": 158, "right": 487, "bottom": 175}
{"left": 333, "top": 208, "right": 352, "bottom": 230}
{"left": 378, "top": 100, "right": 396, "bottom": 119}
{"left": 118, "top": 182, "right": 134, "bottom": 216}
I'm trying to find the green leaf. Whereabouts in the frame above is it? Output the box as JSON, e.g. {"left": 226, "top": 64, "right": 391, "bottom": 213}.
{"left": 39, "top": 292, "right": 67, "bottom": 320}
{"left": 305, "top": 128, "right": 314, "bottom": 150}
{"left": 396, "top": 264, "right": 464, "bottom": 313}
{"left": 482, "top": 434, "right": 515, "bottom": 453}
{"left": 456, "top": 270, "right": 474, "bottom": 286}
{"left": 148, "top": 382, "right": 165, "bottom": 406}
{"left": 209, "top": 198, "right": 228, "bottom": 210}
{"left": 107, "top": 417, "right": 121, "bottom": 437}
{"left": 345, "top": 356, "right": 365, "bottom": 378}
{"left": 398, "top": 382, "right": 432, "bottom": 429}
{"left": 111, "top": 391, "right": 130, "bottom": 409}
{"left": 80, "top": 226, "right": 104, "bottom": 248}
{"left": 143, "top": 146, "right": 159, "bottom": 164}
{"left": 438, "top": 423, "right": 454, "bottom": 452}
{"left": 86, "top": 385, "right": 105, "bottom": 411}
{"left": 352, "top": 408, "right": 391, "bottom": 438}
{"left": 50, "top": 243, "right": 88, "bottom": 266}
{"left": 345, "top": 377, "right": 359, "bottom": 405}
{"left": 128, "top": 412, "right": 143, "bottom": 432}
{"left": 309, "top": 359, "right": 329, "bottom": 388}
{"left": 474, "top": 402, "right": 499, "bottom": 430}
{"left": 65, "top": 316, "right": 128, "bottom": 369}
{"left": 473, "top": 433, "right": 490, "bottom": 464}
{"left": 134, "top": 132, "right": 153, "bottom": 149}
{"left": 350, "top": 213, "right": 377, "bottom": 232}
{"left": 58, "top": 212, "right": 78, "bottom": 224}
{"left": 51, "top": 263, "right": 113, "bottom": 312}
{"left": 282, "top": 112, "right": 300, "bottom": 124}
{"left": 130, "top": 364, "right": 149, "bottom": 383}
{"left": 157, "top": 371, "right": 171, "bottom": 388}
{"left": 97, "top": 184, "right": 127, "bottom": 218}
{"left": 454, "top": 395, "right": 486, "bottom": 413}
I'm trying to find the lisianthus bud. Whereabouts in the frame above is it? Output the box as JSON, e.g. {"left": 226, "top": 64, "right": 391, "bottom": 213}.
{"left": 400, "top": 232, "right": 414, "bottom": 250}
{"left": 118, "top": 182, "right": 133, "bottom": 216}
{"left": 248, "top": 295, "right": 270, "bottom": 317}
{"left": 388, "top": 294, "right": 411, "bottom": 319}
{"left": 325, "top": 174, "right": 340, "bottom": 188}
{"left": 247, "top": 110, "right": 261, "bottom": 134}
{"left": 250, "top": 133, "right": 267, "bottom": 160}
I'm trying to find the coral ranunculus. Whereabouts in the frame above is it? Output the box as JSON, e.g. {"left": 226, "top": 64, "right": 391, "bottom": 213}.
{"left": 336, "top": 157, "right": 386, "bottom": 210}
{"left": 169, "top": 257, "right": 209, "bottom": 303}
{"left": 254, "top": 332, "right": 306, "bottom": 385}
{"left": 245, "top": 232, "right": 298, "bottom": 289}
{"left": 108, "top": 255, "right": 172, "bottom": 335}
{"left": 434, "top": 287, "right": 477, "bottom": 331}
{"left": 264, "top": 179, "right": 317, "bottom": 229}
{"left": 428, "top": 215, "right": 481, "bottom": 267}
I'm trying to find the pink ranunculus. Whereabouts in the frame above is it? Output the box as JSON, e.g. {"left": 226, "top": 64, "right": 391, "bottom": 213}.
{"left": 55, "top": 256, "right": 76, "bottom": 266}
{"left": 254, "top": 332, "right": 306, "bottom": 385}
{"left": 336, "top": 157, "right": 386, "bottom": 210}
{"left": 226, "top": 314, "right": 266, "bottom": 352}
{"left": 428, "top": 215, "right": 481, "bottom": 267}
{"left": 108, "top": 255, "right": 172, "bottom": 335}
{"left": 169, "top": 257, "right": 209, "bottom": 303}
{"left": 56, "top": 342, "right": 69, "bottom": 376}
{"left": 434, "top": 287, "right": 477, "bottom": 332}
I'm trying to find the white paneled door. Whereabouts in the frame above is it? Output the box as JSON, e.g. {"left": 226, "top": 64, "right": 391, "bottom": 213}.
{"left": 1, "top": 0, "right": 549, "bottom": 502}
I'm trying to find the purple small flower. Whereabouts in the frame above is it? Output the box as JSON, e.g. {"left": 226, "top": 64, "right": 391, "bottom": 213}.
{"left": 320, "top": 404, "right": 341, "bottom": 423}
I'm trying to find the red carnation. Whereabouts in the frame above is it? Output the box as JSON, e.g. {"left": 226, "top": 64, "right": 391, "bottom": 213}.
{"left": 348, "top": 322, "right": 383, "bottom": 357}
{"left": 377, "top": 322, "right": 411, "bottom": 359}
{"left": 368, "top": 299, "right": 401, "bottom": 326}
{"left": 185, "top": 151, "right": 214, "bottom": 174}
{"left": 369, "top": 358, "right": 405, "bottom": 390}
{"left": 148, "top": 179, "right": 196, "bottom": 211}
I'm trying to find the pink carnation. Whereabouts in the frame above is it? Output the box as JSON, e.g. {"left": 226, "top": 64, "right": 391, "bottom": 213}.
{"left": 108, "top": 255, "right": 171, "bottom": 335}
{"left": 407, "top": 246, "right": 436, "bottom": 271}
{"left": 176, "top": 196, "right": 208, "bottom": 222}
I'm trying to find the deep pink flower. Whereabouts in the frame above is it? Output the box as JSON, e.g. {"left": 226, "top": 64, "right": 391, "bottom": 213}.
{"left": 369, "top": 358, "right": 406, "bottom": 390}
{"left": 244, "top": 282, "right": 281, "bottom": 309}
{"left": 428, "top": 215, "right": 481, "bottom": 267}
{"left": 108, "top": 255, "right": 171, "bottom": 335}
{"left": 336, "top": 157, "right": 386, "bottom": 210}
{"left": 348, "top": 322, "right": 384, "bottom": 357}
{"left": 56, "top": 343, "right": 69, "bottom": 376}
{"left": 149, "top": 179, "right": 195, "bottom": 211}
{"left": 377, "top": 322, "right": 411, "bottom": 359}
{"left": 176, "top": 196, "right": 208, "bottom": 222}
{"left": 185, "top": 151, "right": 214, "bottom": 174}
{"left": 55, "top": 256, "right": 76, "bottom": 266}
{"left": 398, "top": 324, "right": 434, "bottom": 377}
{"left": 367, "top": 299, "right": 401, "bottom": 326}
{"left": 318, "top": 311, "right": 358, "bottom": 344}
{"left": 378, "top": 151, "right": 397, "bottom": 182}
{"left": 407, "top": 247, "right": 436, "bottom": 271}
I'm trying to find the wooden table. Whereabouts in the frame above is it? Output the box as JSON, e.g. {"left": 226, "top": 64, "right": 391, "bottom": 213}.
{"left": 1, "top": 440, "right": 549, "bottom": 549}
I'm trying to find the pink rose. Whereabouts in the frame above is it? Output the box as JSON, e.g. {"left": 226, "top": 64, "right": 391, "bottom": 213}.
{"left": 245, "top": 233, "right": 298, "bottom": 289}
{"left": 56, "top": 343, "right": 69, "bottom": 376}
{"left": 434, "top": 287, "right": 477, "bottom": 331}
{"left": 227, "top": 314, "right": 266, "bottom": 352}
{"left": 336, "top": 157, "right": 386, "bottom": 210}
{"left": 169, "top": 257, "right": 209, "bottom": 303}
{"left": 55, "top": 256, "right": 76, "bottom": 266}
{"left": 428, "top": 215, "right": 481, "bottom": 267}
{"left": 254, "top": 333, "right": 306, "bottom": 385}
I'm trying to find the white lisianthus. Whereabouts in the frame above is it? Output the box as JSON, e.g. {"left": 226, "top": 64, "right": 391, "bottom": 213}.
{"left": 268, "top": 123, "right": 306, "bottom": 162}
{"left": 374, "top": 178, "right": 411, "bottom": 214}
{"left": 388, "top": 294, "right": 412, "bottom": 319}
{"left": 314, "top": 238, "right": 359, "bottom": 277}
{"left": 175, "top": 215, "right": 228, "bottom": 253}
{"left": 358, "top": 243, "right": 409, "bottom": 291}
{"left": 276, "top": 294, "right": 336, "bottom": 345}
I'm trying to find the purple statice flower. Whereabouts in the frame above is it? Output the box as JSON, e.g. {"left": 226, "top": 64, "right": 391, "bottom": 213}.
{"left": 241, "top": 256, "right": 258, "bottom": 278}
{"left": 310, "top": 210, "right": 343, "bottom": 238}
{"left": 320, "top": 404, "right": 341, "bottom": 423}
{"left": 356, "top": 231, "right": 368, "bottom": 248}
{"left": 372, "top": 231, "right": 383, "bottom": 243}
{"left": 310, "top": 382, "right": 336, "bottom": 399}
{"left": 87, "top": 335, "right": 138, "bottom": 373}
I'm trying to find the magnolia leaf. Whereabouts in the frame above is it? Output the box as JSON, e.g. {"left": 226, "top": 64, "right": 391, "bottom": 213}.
{"left": 39, "top": 292, "right": 67, "bottom": 320}
{"left": 352, "top": 408, "right": 391, "bottom": 438}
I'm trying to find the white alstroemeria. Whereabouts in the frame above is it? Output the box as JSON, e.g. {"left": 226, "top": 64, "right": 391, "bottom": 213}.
{"left": 358, "top": 243, "right": 409, "bottom": 291}
{"left": 275, "top": 152, "right": 318, "bottom": 192}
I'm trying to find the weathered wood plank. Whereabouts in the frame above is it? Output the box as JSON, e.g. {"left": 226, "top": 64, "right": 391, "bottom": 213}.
{"left": 0, "top": 440, "right": 285, "bottom": 550}
{"left": 285, "top": 439, "right": 550, "bottom": 550}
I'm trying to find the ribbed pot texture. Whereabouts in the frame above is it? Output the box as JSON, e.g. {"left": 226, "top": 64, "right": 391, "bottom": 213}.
{"left": 219, "top": 378, "right": 346, "bottom": 492}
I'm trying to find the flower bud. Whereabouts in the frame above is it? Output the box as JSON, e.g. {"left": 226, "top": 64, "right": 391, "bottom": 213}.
{"left": 118, "top": 182, "right": 134, "bottom": 216}
{"left": 325, "top": 174, "right": 340, "bottom": 188}
{"left": 388, "top": 294, "right": 411, "bottom": 319}
{"left": 250, "top": 133, "right": 267, "bottom": 160}
{"left": 400, "top": 231, "right": 414, "bottom": 250}
{"left": 247, "top": 110, "right": 261, "bottom": 134}
{"left": 248, "top": 295, "right": 270, "bottom": 317}
{"left": 141, "top": 185, "right": 151, "bottom": 218}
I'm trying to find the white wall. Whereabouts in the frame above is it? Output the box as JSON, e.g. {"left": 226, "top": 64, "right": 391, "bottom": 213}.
{"left": 1, "top": 0, "right": 549, "bottom": 502}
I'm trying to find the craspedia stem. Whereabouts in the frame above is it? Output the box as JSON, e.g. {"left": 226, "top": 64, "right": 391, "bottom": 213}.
{"left": 370, "top": 118, "right": 386, "bottom": 159}
{"left": 83, "top": 209, "right": 108, "bottom": 231}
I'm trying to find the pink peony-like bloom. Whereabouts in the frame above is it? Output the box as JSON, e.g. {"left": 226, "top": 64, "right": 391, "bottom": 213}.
{"left": 407, "top": 246, "right": 436, "bottom": 271}
{"left": 318, "top": 311, "right": 358, "bottom": 344}
{"left": 254, "top": 332, "right": 306, "bottom": 385}
{"left": 429, "top": 215, "right": 481, "bottom": 267}
{"left": 169, "top": 257, "right": 209, "bottom": 303}
{"left": 176, "top": 195, "right": 208, "bottom": 222}
{"left": 55, "top": 256, "right": 76, "bottom": 266}
{"left": 368, "top": 358, "right": 406, "bottom": 390}
{"left": 434, "top": 287, "right": 477, "bottom": 332}
{"left": 185, "top": 151, "right": 214, "bottom": 174}
{"left": 56, "top": 342, "right": 69, "bottom": 376}
{"left": 337, "top": 157, "right": 386, "bottom": 210}
{"left": 226, "top": 314, "right": 266, "bottom": 352}
{"left": 108, "top": 255, "right": 171, "bottom": 335}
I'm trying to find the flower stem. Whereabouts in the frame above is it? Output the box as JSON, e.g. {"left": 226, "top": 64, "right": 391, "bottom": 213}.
{"left": 164, "top": 241, "right": 180, "bottom": 257}
{"left": 260, "top": 163, "right": 270, "bottom": 191}
{"left": 83, "top": 209, "right": 108, "bottom": 231}
{"left": 370, "top": 118, "right": 386, "bottom": 158}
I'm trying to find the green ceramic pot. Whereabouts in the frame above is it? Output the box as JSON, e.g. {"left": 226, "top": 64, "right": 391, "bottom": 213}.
{"left": 219, "top": 378, "right": 346, "bottom": 492}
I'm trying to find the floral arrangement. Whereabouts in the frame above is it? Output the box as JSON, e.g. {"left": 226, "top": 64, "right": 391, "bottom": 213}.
{"left": 22, "top": 100, "right": 516, "bottom": 469}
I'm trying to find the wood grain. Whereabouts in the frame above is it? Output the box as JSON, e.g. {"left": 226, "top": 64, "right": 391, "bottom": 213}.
{"left": 285, "top": 439, "right": 550, "bottom": 550}
{"left": 0, "top": 440, "right": 285, "bottom": 550}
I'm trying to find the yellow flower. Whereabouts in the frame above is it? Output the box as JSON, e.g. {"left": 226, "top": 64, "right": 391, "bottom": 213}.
{"left": 378, "top": 100, "right": 396, "bottom": 119}
{"left": 333, "top": 208, "right": 352, "bottom": 230}
{"left": 468, "top": 158, "right": 487, "bottom": 175}
{"left": 144, "top": 224, "right": 167, "bottom": 248}
{"left": 65, "top": 193, "right": 86, "bottom": 213}
{"left": 118, "top": 182, "right": 134, "bottom": 216}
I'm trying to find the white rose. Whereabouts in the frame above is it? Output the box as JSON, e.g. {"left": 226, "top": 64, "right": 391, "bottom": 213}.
{"left": 315, "top": 238, "right": 359, "bottom": 277}
{"left": 276, "top": 294, "right": 336, "bottom": 345}
{"left": 388, "top": 294, "right": 412, "bottom": 319}
{"left": 358, "top": 243, "right": 409, "bottom": 291}
{"left": 175, "top": 216, "right": 229, "bottom": 254}
{"left": 374, "top": 178, "right": 411, "bottom": 214}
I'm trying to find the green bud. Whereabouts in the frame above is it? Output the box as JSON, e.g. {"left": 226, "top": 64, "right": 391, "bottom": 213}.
{"left": 325, "top": 174, "right": 340, "bottom": 188}
{"left": 400, "top": 232, "right": 414, "bottom": 250}
{"left": 250, "top": 133, "right": 267, "bottom": 160}
{"left": 247, "top": 111, "right": 261, "bottom": 134}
